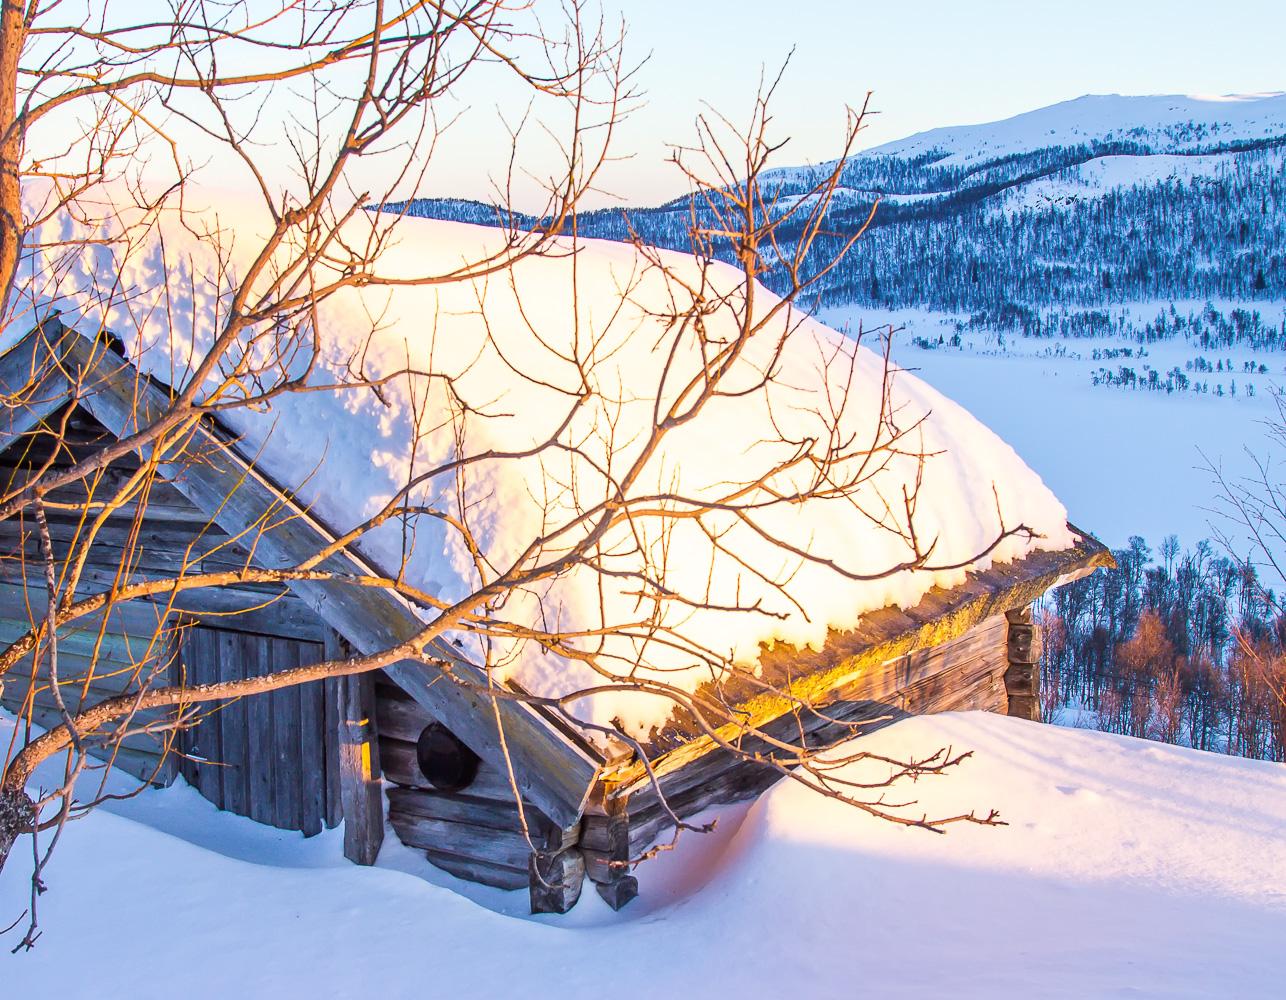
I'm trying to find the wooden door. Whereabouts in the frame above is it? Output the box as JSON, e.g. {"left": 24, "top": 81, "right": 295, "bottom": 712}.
{"left": 176, "top": 625, "right": 342, "bottom": 835}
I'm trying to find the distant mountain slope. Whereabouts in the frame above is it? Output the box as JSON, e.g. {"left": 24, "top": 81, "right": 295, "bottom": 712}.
{"left": 771, "top": 92, "right": 1286, "bottom": 195}
{"left": 393, "top": 93, "right": 1286, "bottom": 332}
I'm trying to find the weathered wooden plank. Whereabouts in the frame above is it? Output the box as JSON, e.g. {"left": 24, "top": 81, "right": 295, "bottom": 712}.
{"left": 270, "top": 638, "right": 304, "bottom": 832}
{"left": 0, "top": 517, "right": 260, "bottom": 573}
{"left": 422, "top": 850, "right": 528, "bottom": 890}
{"left": 76, "top": 741, "right": 171, "bottom": 785}
{"left": 581, "top": 849, "right": 621, "bottom": 885}
{"left": 595, "top": 875, "right": 638, "bottom": 910}
{"left": 379, "top": 737, "right": 519, "bottom": 802}
{"left": 375, "top": 683, "right": 435, "bottom": 743}
{"left": 580, "top": 812, "right": 629, "bottom": 856}
{"left": 322, "top": 676, "right": 343, "bottom": 829}
{"left": 833, "top": 614, "right": 1009, "bottom": 705}
{"left": 579, "top": 797, "right": 631, "bottom": 902}
{"left": 387, "top": 810, "right": 540, "bottom": 870}
{"left": 12, "top": 680, "right": 173, "bottom": 733}
{"left": 298, "top": 644, "right": 328, "bottom": 838}
{"left": 245, "top": 634, "right": 276, "bottom": 826}
{"left": 189, "top": 629, "right": 225, "bottom": 808}
{"left": 385, "top": 785, "right": 547, "bottom": 836}
{"left": 0, "top": 539, "right": 257, "bottom": 584}
{"left": 2, "top": 653, "right": 165, "bottom": 707}
{"left": 0, "top": 564, "right": 328, "bottom": 644}
{"left": 0, "top": 580, "right": 171, "bottom": 631}
{"left": 605, "top": 533, "right": 1111, "bottom": 799}
{"left": 529, "top": 848, "right": 585, "bottom": 914}
{"left": 332, "top": 630, "right": 384, "bottom": 865}
{"left": 173, "top": 597, "right": 325, "bottom": 643}
{"left": 0, "top": 586, "right": 177, "bottom": 678}
{"left": 0, "top": 326, "right": 74, "bottom": 454}
{"left": 614, "top": 629, "right": 1014, "bottom": 855}
{"left": 0, "top": 621, "right": 171, "bottom": 671}
{"left": 42, "top": 328, "right": 602, "bottom": 829}
{"left": 217, "top": 630, "right": 248, "bottom": 820}
{"left": 1005, "top": 604, "right": 1040, "bottom": 720}
{"left": 21, "top": 699, "right": 174, "bottom": 762}
{"left": 618, "top": 616, "right": 1008, "bottom": 817}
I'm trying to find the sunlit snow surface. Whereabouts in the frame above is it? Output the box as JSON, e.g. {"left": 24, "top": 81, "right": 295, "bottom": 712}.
{"left": 765, "top": 92, "right": 1286, "bottom": 188}
{"left": 818, "top": 303, "right": 1286, "bottom": 551}
{"left": 2, "top": 710, "right": 1283, "bottom": 998}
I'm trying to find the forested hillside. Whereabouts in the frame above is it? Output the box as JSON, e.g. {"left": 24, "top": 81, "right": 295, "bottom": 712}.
{"left": 396, "top": 94, "right": 1286, "bottom": 329}
{"left": 1041, "top": 534, "right": 1285, "bottom": 761}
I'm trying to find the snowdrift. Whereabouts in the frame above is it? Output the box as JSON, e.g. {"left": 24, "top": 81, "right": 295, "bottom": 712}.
{"left": 2, "top": 711, "right": 1283, "bottom": 997}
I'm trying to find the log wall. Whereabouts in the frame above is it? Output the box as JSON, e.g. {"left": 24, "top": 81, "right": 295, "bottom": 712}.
{"left": 0, "top": 405, "right": 328, "bottom": 785}
{"left": 377, "top": 612, "right": 1021, "bottom": 908}
{"left": 581, "top": 613, "right": 1013, "bottom": 897}
{"left": 375, "top": 678, "right": 578, "bottom": 894}
{"left": 1004, "top": 605, "right": 1041, "bottom": 720}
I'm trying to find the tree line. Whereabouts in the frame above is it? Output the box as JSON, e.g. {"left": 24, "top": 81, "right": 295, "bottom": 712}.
{"left": 1040, "top": 535, "right": 1285, "bottom": 760}
{"left": 401, "top": 141, "right": 1286, "bottom": 320}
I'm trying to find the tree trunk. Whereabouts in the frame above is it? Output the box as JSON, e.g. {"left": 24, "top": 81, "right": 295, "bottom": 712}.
{"left": 0, "top": 0, "right": 25, "bottom": 319}
{"left": 0, "top": 788, "right": 35, "bottom": 873}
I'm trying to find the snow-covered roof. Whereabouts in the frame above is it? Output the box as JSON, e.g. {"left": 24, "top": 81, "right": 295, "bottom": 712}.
{"left": 18, "top": 203, "right": 1078, "bottom": 734}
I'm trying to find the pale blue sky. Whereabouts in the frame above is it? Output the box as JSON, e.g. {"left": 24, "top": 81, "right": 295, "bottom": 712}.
{"left": 423, "top": 0, "right": 1286, "bottom": 208}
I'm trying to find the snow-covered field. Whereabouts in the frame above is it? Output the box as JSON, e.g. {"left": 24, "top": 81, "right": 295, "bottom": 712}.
{"left": 2, "top": 711, "right": 1282, "bottom": 997}
{"left": 822, "top": 305, "right": 1284, "bottom": 549}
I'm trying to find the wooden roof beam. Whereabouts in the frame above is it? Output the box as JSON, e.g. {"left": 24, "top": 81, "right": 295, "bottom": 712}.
{"left": 0, "top": 325, "right": 602, "bottom": 828}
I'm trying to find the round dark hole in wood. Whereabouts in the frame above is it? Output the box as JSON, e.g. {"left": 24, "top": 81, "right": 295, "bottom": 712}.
{"left": 415, "top": 722, "right": 480, "bottom": 792}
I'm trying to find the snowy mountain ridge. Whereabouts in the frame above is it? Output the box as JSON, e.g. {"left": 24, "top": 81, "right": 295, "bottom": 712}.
{"left": 762, "top": 91, "right": 1286, "bottom": 201}
{"left": 396, "top": 92, "right": 1286, "bottom": 317}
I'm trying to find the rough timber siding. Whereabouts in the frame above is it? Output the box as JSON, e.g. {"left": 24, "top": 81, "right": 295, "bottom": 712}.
{"left": 375, "top": 677, "right": 575, "bottom": 890}
{"left": 175, "top": 625, "right": 343, "bottom": 836}
{"left": 0, "top": 405, "right": 329, "bottom": 784}
{"left": 604, "top": 531, "right": 1111, "bottom": 805}
{"left": 0, "top": 586, "right": 181, "bottom": 783}
{"left": 581, "top": 613, "right": 1011, "bottom": 874}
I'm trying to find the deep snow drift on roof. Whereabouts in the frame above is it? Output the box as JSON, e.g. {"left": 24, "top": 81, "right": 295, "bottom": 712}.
{"left": 18, "top": 202, "right": 1073, "bottom": 731}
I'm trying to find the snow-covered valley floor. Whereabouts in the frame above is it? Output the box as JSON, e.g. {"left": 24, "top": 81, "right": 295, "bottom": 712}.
{"left": 824, "top": 306, "right": 1286, "bottom": 550}
{"left": 2, "top": 711, "right": 1283, "bottom": 998}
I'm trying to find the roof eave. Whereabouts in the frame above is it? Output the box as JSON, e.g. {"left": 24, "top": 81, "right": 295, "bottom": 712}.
{"left": 605, "top": 527, "right": 1113, "bottom": 797}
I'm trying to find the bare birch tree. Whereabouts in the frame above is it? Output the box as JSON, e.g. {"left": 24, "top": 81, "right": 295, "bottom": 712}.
{"left": 0, "top": 3, "right": 1030, "bottom": 947}
{"left": 1210, "top": 387, "right": 1286, "bottom": 749}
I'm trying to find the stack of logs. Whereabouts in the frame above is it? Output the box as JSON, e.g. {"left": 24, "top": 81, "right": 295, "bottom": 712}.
{"left": 1004, "top": 605, "right": 1041, "bottom": 720}
{"left": 373, "top": 677, "right": 593, "bottom": 913}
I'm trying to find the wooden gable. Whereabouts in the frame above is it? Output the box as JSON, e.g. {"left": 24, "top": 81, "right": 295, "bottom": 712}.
{"left": 0, "top": 321, "right": 602, "bottom": 829}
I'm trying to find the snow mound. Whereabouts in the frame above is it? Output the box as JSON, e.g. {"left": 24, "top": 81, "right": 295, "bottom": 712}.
{"left": 2, "top": 711, "right": 1284, "bottom": 997}
{"left": 17, "top": 201, "right": 1072, "bottom": 731}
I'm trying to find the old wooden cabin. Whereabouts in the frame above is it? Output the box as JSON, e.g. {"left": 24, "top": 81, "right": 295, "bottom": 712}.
{"left": 0, "top": 323, "right": 1111, "bottom": 913}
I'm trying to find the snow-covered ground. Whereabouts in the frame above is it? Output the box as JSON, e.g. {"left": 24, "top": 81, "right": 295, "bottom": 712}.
{"left": 756, "top": 91, "right": 1286, "bottom": 204}
{"left": 993, "top": 147, "right": 1285, "bottom": 213}
{"left": 822, "top": 305, "right": 1284, "bottom": 549}
{"left": 2, "top": 710, "right": 1283, "bottom": 998}
{"left": 866, "top": 91, "right": 1286, "bottom": 168}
